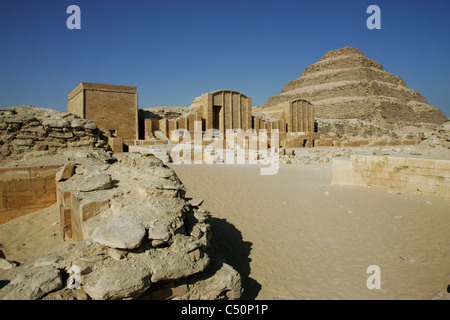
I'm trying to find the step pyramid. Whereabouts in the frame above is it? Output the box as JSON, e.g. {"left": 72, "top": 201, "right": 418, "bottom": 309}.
{"left": 263, "top": 47, "right": 447, "bottom": 128}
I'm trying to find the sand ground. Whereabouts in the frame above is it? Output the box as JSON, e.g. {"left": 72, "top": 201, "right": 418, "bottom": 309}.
{"left": 0, "top": 203, "right": 65, "bottom": 262}
{"left": 169, "top": 162, "right": 449, "bottom": 300}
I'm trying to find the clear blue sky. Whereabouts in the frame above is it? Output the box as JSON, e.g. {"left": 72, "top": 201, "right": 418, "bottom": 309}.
{"left": 1, "top": 0, "right": 449, "bottom": 117}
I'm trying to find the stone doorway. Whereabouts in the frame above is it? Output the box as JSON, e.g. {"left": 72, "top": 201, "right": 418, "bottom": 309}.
{"left": 213, "top": 105, "right": 222, "bottom": 131}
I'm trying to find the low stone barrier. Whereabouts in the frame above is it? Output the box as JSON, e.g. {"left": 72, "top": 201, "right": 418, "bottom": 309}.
{"left": 0, "top": 165, "right": 61, "bottom": 224}
{"left": 332, "top": 155, "right": 450, "bottom": 198}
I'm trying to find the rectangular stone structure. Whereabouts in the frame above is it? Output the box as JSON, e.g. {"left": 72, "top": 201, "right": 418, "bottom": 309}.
{"left": 68, "top": 82, "right": 139, "bottom": 141}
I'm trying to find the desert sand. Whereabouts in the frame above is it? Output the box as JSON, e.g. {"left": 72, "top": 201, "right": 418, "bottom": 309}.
{"left": 169, "top": 159, "right": 449, "bottom": 300}
{"left": 0, "top": 204, "right": 66, "bottom": 262}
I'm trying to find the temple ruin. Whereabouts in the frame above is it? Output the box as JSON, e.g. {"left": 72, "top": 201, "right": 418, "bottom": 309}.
{"left": 67, "top": 84, "right": 320, "bottom": 154}
{"left": 68, "top": 82, "right": 139, "bottom": 152}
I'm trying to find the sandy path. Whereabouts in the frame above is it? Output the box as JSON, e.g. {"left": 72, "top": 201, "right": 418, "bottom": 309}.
{"left": 170, "top": 162, "right": 450, "bottom": 300}
{"left": 0, "top": 203, "right": 65, "bottom": 262}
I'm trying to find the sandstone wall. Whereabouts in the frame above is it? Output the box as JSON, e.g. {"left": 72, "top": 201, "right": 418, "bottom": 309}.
{"left": 68, "top": 82, "right": 139, "bottom": 141}
{"left": 0, "top": 165, "right": 60, "bottom": 224}
{"left": 332, "top": 155, "right": 450, "bottom": 198}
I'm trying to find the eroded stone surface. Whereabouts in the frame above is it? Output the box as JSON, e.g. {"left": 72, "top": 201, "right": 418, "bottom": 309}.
{"left": 91, "top": 215, "right": 146, "bottom": 250}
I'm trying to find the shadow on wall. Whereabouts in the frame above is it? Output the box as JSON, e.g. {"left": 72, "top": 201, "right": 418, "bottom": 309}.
{"left": 208, "top": 217, "right": 261, "bottom": 300}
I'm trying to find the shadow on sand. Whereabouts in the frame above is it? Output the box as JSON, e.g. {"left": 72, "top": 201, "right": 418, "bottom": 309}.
{"left": 208, "top": 217, "right": 261, "bottom": 300}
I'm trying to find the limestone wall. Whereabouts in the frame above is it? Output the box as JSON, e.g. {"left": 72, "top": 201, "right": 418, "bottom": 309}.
{"left": 0, "top": 165, "right": 61, "bottom": 224}
{"left": 68, "top": 82, "right": 139, "bottom": 141}
{"left": 332, "top": 155, "right": 450, "bottom": 198}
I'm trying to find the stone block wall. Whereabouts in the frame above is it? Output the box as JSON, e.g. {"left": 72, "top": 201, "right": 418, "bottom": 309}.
{"left": 68, "top": 82, "right": 138, "bottom": 141}
{"left": 332, "top": 155, "right": 450, "bottom": 198}
{"left": 0, "top": 165, "right": 61, "bottom": 224}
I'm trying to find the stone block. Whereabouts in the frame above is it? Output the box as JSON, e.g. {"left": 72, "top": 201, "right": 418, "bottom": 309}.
{"left": 370, "top": 170, "right": 394, "bottom": 180}
{"left": 59, "top": 207, "right": 72, "bottom": 240}
{"left": 331, "top": 159, "right": 366, "bottom": 186}
{"left": 6, "top": 191, "right": 55, "bottom": 211}
{"left": 434, "top": 160, "right": 450, "bottom": 170}
{"left": 92, "top": 215, "right": 146, "bottom": 250}
{"left": 108, "top": 137, "right": 124, "bottom": 153}
{"left": 70, "top": 193, "right": 84, "bottom": 242}
{"left": 79, "top": 198, "right": 110, "bottom": 221}
{"left": 44, "top": 179, "right": 56, "bottom": 193}
{"left": 435, "top": 185, "right": 450, "bottom": 198}
{"left": 57, "top": 184, "right": 72, "bottom": 209}
{"left": 438, "top": 177, "right": 450, "bottom": 188}
{"left": 405, "top": 158, "right": 435, "bottom": 169}
{"left": 387, "top": 156, "right": 406, "bottom": 166}
{"left": 55, "top": 164, "right": 76, "bottom": 182}
{"left": 30, "top": 166, "right": 61, "bottom": 180}
{"left": 0, "top": 168, "right": 31, "bottom": 182}
{"left": 2, "top": 179, "right": 45, "bottom": 194}
{"left": 434, "top": 169, "right": 450, "bottom": 179}
{"left": 372, "top": 177, "right": 403, "bottom": 189}
{"left": 0, "top": 195, "right": 6, "bottom": 212}
{"left": 399, "top": 166, "right": 433, "bottom": 177}
{"left": 366, "top": 155, "right": 387, "bottom": 165}
{"left": 405, "top": 175, "right": 437, "bottom": 194}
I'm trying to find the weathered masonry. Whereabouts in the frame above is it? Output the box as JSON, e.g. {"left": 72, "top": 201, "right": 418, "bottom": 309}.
{"left": 198, "top": 90, "right": 253, "bottom": 134}
{"left": 137, "top": 89, "right": 319, "bottom": 148}
{"left": 68, "top": 83, "right": 319, "bottom": 151}
{"left": 68, "top": 82, "right": 139, "bottom": 152}
{"left": 332, "top": 155, "right": 450, "bottom": 198}
{"left": 0, "top": 166, "right": 60, "bottom": 224}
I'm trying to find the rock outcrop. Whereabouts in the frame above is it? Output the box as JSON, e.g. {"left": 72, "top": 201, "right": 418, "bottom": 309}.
{"left": 0, "top": 106, "right": 111, "bottom": 164}
{"left": 418, "top": 119, "right": 450, "bottom": 150}
{"left": 263, "top": 46, "right": 447, "bottom": 135}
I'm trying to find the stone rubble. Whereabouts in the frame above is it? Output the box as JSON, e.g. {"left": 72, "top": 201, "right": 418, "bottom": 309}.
{"left": 0, "top": 150, "right": 243, "bottom": 300}
{"left": 0, "top": 105, "right": 111, "bottom": 165}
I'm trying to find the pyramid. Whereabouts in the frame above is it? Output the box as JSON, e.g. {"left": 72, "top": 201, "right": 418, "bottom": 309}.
{"left": 263, "top": 47, "right": 447, "bottom": 129}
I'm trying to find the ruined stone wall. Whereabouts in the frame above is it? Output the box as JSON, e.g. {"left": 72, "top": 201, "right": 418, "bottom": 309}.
{"left": 0, "top": 106, "right": 110, "bottom": 163}
{"left": 332, "top": 155, "right": 450, "bottom": 198}
{"left": 0, "top": 165, "right": 60, "bottom": 224}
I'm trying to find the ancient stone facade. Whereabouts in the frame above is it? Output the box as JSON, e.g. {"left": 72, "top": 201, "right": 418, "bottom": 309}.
{"left": 68, "top": 82, "right": 139, "bottom": 152}
{"left": 68, "top": 47, "right": 448, "bottom": 152}
{"left": 68, "top": 84, "right": 319, "bottom": 151}
{"left": 137, "top": 90, "right": 318, "bottom": 150}
{"left": 140, "top": 89, "right": 253, "bottom": 140}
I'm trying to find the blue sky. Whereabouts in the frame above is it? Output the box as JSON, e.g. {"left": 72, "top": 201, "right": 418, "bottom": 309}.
{"left": 0, "top": 0, "right": 449, "bottom": 117}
